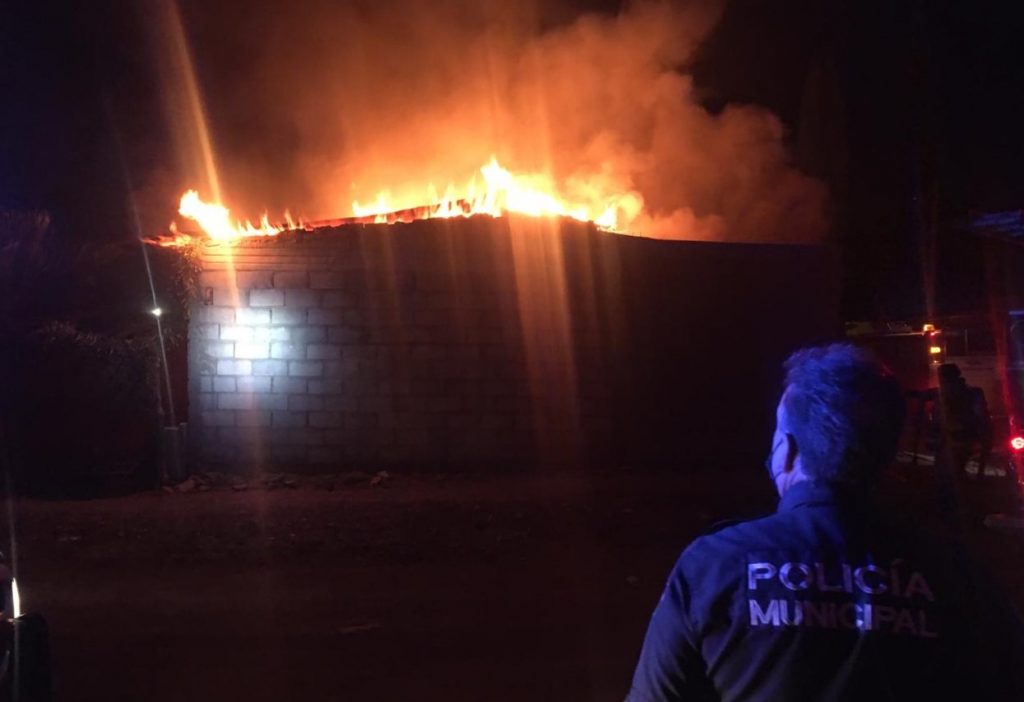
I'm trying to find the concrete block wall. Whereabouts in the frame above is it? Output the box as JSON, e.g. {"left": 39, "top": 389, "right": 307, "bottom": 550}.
{"left": 188, "top": 216, "right": 838, "bottom": 472}
{"left": 189, "top": 216, "right": 623, "bottom": 471}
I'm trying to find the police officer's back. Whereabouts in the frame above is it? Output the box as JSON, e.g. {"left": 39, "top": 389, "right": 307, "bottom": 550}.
{"left": 626, "top": 344, "right": 1024, "bottom": 701}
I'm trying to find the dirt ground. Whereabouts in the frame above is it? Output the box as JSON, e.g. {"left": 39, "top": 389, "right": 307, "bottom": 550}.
{"left": 7, "top": 466, "right": 1024, "bottom": 701}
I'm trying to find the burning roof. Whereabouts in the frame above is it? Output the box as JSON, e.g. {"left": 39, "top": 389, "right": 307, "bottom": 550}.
{"left": 152, "top": 156, "right": 642, "bottom": 248}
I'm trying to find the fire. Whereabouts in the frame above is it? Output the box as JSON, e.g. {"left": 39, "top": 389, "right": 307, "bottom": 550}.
{"left": 154, "top": 191, "right": 295, "bottom": 247}
{"left": 178, "top": 190, "right": 282, "bottom": 241}
{"left": 155, "top": 157, "right": 642, "bottom": 247}
{"left": 352, "top": 157, "right": 638, "bottom": 230}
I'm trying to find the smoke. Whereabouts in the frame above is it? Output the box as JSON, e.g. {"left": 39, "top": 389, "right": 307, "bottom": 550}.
{"left": 183, "top": 0, "right": 826, "bottom": 242}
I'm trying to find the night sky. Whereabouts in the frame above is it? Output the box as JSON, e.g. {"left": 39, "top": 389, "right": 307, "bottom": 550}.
{"left": 3, "top": 0, "right": 1024, "bottom": 319}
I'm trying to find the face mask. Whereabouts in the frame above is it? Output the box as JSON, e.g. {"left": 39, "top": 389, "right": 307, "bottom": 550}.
{"left": 765, "top": 439, "right": 785, "bottom": 481}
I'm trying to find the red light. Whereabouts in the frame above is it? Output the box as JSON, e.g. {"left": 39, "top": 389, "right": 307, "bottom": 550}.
{"left": 1011, "top": 437, "right": 1024, "bottom": 451}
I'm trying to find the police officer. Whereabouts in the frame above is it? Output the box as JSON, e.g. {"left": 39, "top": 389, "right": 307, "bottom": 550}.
{"left": 626, "top": 344, "right": 1024, "bottom": 701}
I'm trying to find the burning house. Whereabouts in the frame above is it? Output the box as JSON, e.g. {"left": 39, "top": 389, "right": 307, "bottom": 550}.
{"left": 160, "top": 212, "right": 836, "bottom": 474}
{"left": 141, "top": 0, "right": 838, "bottom": 474}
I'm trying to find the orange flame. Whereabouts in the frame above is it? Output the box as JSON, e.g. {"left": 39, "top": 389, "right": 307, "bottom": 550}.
{"left": 153, "top": 190, "right": 292, "bottom": 247}
{"left": 352, "top": 157, "right": 640, "bottom": 230}
{"left": 154, "top": 157, "right": 642, "bottom": 247}
{"left": 178, "top": 189, "right": 283, "bottom": 241}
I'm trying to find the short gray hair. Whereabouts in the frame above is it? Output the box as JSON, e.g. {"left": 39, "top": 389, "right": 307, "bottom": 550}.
{"left": 781, "top": 344, "right": 905, "bottom": 485}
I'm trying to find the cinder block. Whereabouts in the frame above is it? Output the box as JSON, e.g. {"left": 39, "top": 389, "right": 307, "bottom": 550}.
{"left": 288, "top": 395, "right": 325, "bottom": 411}
{"left": 307, "top": 379, "right": 343, "bottom": 395}
{"left": 220, "top": 325, "right": 254, "bottom": 342}
{"left": 216, "top": 360, "right": 252, "bottom": 376}
{"left": 358, "top": 395, "right": 392, "bottom": 412}
{"left": 289, "top": 361, "right": 323, "bottom": 377}
{"left": 322, "top": 394, "right": 358, "bottom": 411}
{"left": 301, "top": 429, "right": 327, "bottom": 446}
{"left": 393, "top": 396, "right": 428, "bottom": 413}
{"left": 307, "top": 309, "right": 344, "bottom": 325}
{"left": 355, "top": 359, "right": 383, "bottom": 379}
{"left": 235, "top": 410, "right": 272, "bottom": 427}
{"left": 197, "top": 307, "right": 235, "bottom": 324}
{"left": 234, "top": 271, "right": 274, "bottom": 289}
{"left": 320, "top": 429, "right": 353, "bottom": 447}
{"left": 195, "top": 323, "right": 220, "bottom": 340}
{"left": 307, "top": 344, "right": 341, "bottom": 360}
{"left": 212, "top": 288, "right": 240, "bottom": 307}
{"left": 194, "top": 359, "right": 216, "bottom": 377}
{"left": 236, "top": 308, "right": 271, "bottom": 325}
{"left": 272, "top": 411, "right": 308, "bottom": 428}
{"left": 236, "top": 376, "right": 272, "bottom": 393}
{"left": 253, "top": 360, "right": 288, "bottom": 376}
{"left": 379, "top": 380, "right": 414, "bottom": 396}
{"left": 218, "top": 393, "right": 255, "bottom": 410}
{"left": 272, "top": 377, "right": 306, "bottom": 394}
{"left": 291, "top": 326, "right": 327, "bottom": 344}
{"left": 199, "top": 377, "right": 214, "bottom": 392}
{"left": 309, "top": 412, "right": 343, "bottom": 428}
{"left": 348, "top": 412, "right": 379, "bottom": 429}
{"left": 323, "top": 359, "right": 360, "bottom": 379}
{"left": 253, "top": 326, "right": 290, "bottom": 342}
{"left": 309, "top": 272, "right": 348, "bottom": 290}
{"left": 249, "top": 289, "right": 285, "bottom": 307}
{"left": 321, "top": 291, "right": 362, "bottom": 308}
{"left": 271, "top": 342, "right": 304, "bottom": 360}
{"left": 213, "top": 377, "right": 236, "bottom": 393}
{"left": 279, "top": 428, "right": 321, "bottom": 445}
{"left": 273, "top": 271, "right": 309, "bottom": 288}
{"left": 363, "top": 325, "right": 403, "bottom": 345}
{"left": 271, "top": 309, "right": 305, "bottom": 325}
{"left": 328, "top": 326, "right": 367, "bottom": 344}
{"left": 255, "top": 394, "right": 288, "bottom": 410}
{"left": 203, "top": 342, "right": 235, "bottom": 359}
{"left": 284, "top": 289, "right": 319, "bottom": 308}
{"left": 201, "top": 410, "right": 235, "bottom": 427}
{"left": 198, "top": 393, "right": 217, "bottom": 410}
{"left": 234, "top": 342, "right": 270, "bottom": 360}
{"left": 342, "top": 346, "right": 377, "bottom": 360}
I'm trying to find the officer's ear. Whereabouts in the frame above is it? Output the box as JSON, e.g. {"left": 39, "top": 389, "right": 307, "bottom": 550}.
{"left": 783, "top": 432, "right": 799, "bottom": 473}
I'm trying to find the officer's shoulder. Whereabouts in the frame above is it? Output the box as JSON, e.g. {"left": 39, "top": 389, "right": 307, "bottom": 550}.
{"left": 684, "top": 512, "right": 777, "bottom": 555}
{"left": 699, "top": 518, "right": 744, "bottom": 537}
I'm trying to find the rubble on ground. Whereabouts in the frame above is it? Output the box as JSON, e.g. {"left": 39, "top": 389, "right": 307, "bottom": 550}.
{"left": 165, "top": 469, "right": 398, "bottom": 494}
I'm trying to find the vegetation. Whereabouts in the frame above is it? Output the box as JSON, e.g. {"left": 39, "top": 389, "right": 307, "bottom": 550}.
{"left": 0, "top": 212, "right": 194, "bottom": 495}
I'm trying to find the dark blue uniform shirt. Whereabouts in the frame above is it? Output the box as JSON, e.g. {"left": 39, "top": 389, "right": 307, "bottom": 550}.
{"left": 627, "top": 480, "right": 1024, "bottom": 701}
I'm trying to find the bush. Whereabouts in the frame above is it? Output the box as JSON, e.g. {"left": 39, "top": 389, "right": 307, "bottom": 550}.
{"left": 1, "top": 323, "right": 162, "bottom": 496}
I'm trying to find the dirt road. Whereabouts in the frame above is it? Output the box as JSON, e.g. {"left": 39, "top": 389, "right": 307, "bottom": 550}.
{"left": 7, "top": 469, "right": 1022, "bottom": 701}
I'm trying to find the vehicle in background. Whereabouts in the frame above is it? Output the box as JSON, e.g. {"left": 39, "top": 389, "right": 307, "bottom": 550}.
{"left": 845, "top": 320, "right": 944, "bottom": 393}
{"left": 849, "top": 316, "right": 1023, "bottom": 511}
